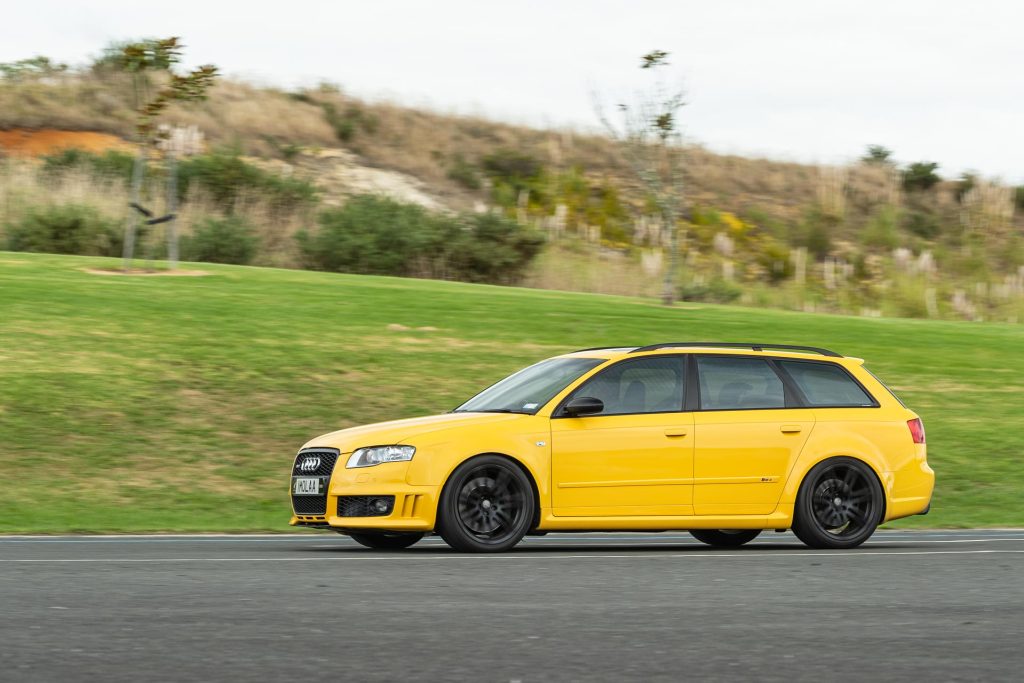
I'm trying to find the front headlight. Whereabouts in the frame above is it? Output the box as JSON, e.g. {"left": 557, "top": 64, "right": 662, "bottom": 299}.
{"left": 346, "top": 445, "right": 416, "bottom": 469}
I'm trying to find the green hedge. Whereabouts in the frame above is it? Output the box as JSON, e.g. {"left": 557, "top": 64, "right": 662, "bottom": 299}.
{"left": 297, "top": 195, "right": 544, "bottom": 285}
{"left": 5, "top": 204, "right": 122, "bottom": 257}
{"left": 182, "top": 216, "right": 258, "bottom": 265}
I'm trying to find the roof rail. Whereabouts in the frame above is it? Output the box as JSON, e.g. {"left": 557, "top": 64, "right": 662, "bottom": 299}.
{"left": 572, "top": 345, "right": 637, "bottom": 353}
{"left": 629, "top": 342, "right": 842, "bottom": 357}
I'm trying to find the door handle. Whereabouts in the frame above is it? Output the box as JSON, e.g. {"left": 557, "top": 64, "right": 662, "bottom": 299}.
{"left": 664, "top": 428, "right": 689, "bottom": 437}
{"left": 780, "top": 424, "right": 803, "bottom": 433}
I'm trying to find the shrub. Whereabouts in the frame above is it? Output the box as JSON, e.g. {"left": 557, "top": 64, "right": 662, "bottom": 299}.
{"left": 481, "top": 149, "right": 546, "bottom": 204}
{"left": 481, "top": 149, "right": 543, "bottom": 181}
{"left": 181, "top": 216, "right": 258, "bottom": 264}
{"left": 446, "top": 154, "right": 481, "bottom": 190}
{"left": 448, "top": 212, "right": 546, "bottom": 284}
{"left": 296, "top": 195, "right": 544, "bottom": 285}
{"left": 297, "top": 195, "right": 435, "bottom": 275}
{"left": 321, "top": 101, "right": 378, "bottom": 143}
{"left": 862, "top": 206, "right": 901, "bottom": 250}
{"left": 755, "top": 240, "right": 793, "bottom": 283}
{"left": 903, "top": 209, "right": 941, "bottom": 239}
{"left": 679, "top": 277, "right": 742, "bottom": 304}
{"left": 799, "top": 209, "right": 835, "bottom": 259}
{"left": 1015, "top": 186, "right": 1024, "bottom": 211}
{"left": 902, "top": 162, "right": 941, "bottom": 192}
{"left": 41, "top": 148, "right": 135, "bottom": 183}
{"left": 6, "top": 204, "right": 122, "bottom": 256}
{"left": 861, "top": 145, "right": 894, "bottom": 164}
{"left": 177, "top": 151, "right": 317, "bottom": 212}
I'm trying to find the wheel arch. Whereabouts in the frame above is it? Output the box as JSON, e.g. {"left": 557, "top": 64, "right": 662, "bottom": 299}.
{"left": 436, "top": 452, "right": 542, "bottom": 532}
{"left": 788, "top": 454, "right": 888, "bottom": 524}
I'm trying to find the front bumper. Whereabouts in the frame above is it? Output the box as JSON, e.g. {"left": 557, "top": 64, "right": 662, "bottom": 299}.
{"left": 290, "top": 460, "right": 438, "bottom": 532}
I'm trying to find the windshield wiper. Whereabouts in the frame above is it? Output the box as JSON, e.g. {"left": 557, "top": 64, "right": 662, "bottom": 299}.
{"left": 473, "top": 408, "right": 529, "bottom": 414}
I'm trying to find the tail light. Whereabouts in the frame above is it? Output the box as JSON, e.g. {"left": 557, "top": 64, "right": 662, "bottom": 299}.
{"left": 907, "top": 418, "right": 926, "bottom": 444}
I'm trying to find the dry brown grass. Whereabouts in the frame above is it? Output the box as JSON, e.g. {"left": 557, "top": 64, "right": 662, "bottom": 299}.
{"left": 0, "top": 158, "right": 310, "bottom": 268}
{"left": 0, "top": 73, "right": 833, "bottom": 216}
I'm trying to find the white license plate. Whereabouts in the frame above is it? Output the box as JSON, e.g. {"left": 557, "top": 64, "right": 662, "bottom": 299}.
{"left": 292, "top": 477, "right": 322, "bottom": 495}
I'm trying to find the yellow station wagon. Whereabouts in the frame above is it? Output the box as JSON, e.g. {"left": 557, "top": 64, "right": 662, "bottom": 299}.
{"left": 289, "top": 343, "right": 933, "bottom": 552}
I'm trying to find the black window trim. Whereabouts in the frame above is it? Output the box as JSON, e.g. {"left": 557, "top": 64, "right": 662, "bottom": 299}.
{"left": 551, "top": 352, "right": 880, "bottom": 417}
{"left": 552, "top": 353, "right": 689, "bottom": 418}
{"left": 773, "top": 358, "right": 881, "bottom": 409}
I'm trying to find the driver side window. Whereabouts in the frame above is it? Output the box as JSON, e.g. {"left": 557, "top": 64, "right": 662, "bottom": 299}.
{"left": 569, "top": 356, "right": 685, "bottom": 415}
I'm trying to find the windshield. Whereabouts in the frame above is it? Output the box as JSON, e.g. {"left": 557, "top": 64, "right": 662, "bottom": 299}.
{"left": 455, "top": 357, "right": 605, "bottom": 415}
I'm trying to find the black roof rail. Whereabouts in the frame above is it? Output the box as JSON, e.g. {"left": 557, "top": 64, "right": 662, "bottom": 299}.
{"left": 572, "top": 345, "right": 637, "bottom": 353}
{"left": 629, "top": 342, "right": 842, "bottom": 357}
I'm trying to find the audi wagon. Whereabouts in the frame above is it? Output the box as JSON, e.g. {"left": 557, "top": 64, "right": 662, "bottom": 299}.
{"left": 289, "top": 343, "right": 933, "bottom": 552}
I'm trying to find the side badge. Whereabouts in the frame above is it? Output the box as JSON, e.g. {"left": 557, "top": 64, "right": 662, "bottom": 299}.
{"left": 536, "top": 441, "right": 547, "bottom": 447}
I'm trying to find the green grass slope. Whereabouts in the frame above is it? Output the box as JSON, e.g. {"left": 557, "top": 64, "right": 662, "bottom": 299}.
{"left": 1, "top": 252, "right": 1022, "bottom": 532}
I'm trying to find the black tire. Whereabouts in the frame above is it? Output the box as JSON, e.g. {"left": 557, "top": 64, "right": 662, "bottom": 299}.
{"left": 436, "top": 455, "right": 535, "bottom": 553}
{"left": 347, "top": 532, "right": 424, "bottom": 550}
{"left": 689, "top": 529, "right": 761, "bottom": 547}
{"left": 792, "top": 457, "right": 884, "bottom": 549}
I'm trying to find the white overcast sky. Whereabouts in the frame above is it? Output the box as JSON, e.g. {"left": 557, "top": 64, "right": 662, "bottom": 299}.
{"left": 4, "top": 1, "right": 1021, "bottom": 182}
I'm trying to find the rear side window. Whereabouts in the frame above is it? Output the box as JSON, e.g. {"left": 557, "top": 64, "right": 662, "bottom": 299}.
{"left": 697, "top": 356, "right": 785, "bottom": 410}
{"left": 777, "top": 361, "right": 876, "bottom": 407}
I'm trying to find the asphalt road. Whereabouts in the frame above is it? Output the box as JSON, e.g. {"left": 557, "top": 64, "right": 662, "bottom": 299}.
{"left": 2, "top": 530, "right": 1023, "bottom": 682}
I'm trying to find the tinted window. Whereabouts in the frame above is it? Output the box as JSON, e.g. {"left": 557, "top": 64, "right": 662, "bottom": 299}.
{"left": 778, "top": 361, "right": 875, "bottom": 407}
{"left": 570, "top": 357, "right": 684, "bottom": 415}
{"left": 697, "top": 356, "right": 785, "bottom": 410}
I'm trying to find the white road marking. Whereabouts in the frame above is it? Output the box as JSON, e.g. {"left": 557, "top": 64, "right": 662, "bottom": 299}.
{"left": 3, "top": 532, "right": 1024, "bottom": 544}
{"left": 2, "top": 549, "right": 1024, "bottom": 563}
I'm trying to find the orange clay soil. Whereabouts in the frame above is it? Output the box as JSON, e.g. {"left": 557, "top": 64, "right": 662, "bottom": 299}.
{"left": 0, "top": 129, "right": 134, "bottom": 156}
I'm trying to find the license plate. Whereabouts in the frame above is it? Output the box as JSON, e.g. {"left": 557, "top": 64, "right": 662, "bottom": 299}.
{"left": 292, "top": 477, "right": 322, "bottom": 495}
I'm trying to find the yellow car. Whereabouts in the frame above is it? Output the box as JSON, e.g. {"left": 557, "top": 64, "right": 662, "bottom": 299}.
{"left": 290, "top": 343, "right": 933, "bottom": 552}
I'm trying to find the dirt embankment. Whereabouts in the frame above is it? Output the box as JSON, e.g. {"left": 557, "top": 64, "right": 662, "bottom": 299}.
{"left": 0, "top": 129, "right": 134, "bottom": 156}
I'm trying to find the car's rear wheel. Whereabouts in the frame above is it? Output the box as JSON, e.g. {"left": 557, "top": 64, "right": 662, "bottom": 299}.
{"left": 689, "top": 529, "right": 761, "bottom": 547}
{"left": 437, "top": 455, "right": 535, "bottom": 553}
{"left": 792, "top": 457, "right": 884, "bottom": 549}
{"left": 347, "top": 532, "right": 424, "bottom": 550}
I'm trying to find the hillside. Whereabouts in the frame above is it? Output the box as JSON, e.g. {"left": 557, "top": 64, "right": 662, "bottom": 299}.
{"left": 2, "top": 252, "right": 1023, "bottom": 531}
{"left": 2, "top": 61, "right": 1023, "bottom": 322}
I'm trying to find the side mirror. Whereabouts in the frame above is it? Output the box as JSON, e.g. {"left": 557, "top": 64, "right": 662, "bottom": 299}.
{"left": 564, "top": 396, "right": 604, "bottom": 417}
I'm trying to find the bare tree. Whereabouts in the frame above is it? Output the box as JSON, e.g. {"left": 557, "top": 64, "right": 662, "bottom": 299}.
{"left": 597, "top": 50, "right": 688, "bottom": 305}
{"left": 111, "top": 38, "right": 217, "bottom": 270}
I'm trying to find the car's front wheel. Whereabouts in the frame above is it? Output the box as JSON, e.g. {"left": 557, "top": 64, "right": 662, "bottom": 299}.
{"left": 437, "top": 455, "right": 535, "bottom": 552}
{"left": 792, "top": 457, "right": 884, "bottom": 549}
{"left": 689, "top": 529, "right": 761, "bottom": 547}
{"left": 347, "top": 532, "right": 424, "bottom": 550}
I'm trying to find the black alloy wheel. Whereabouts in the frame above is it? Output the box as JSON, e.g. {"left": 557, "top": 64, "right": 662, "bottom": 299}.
{"left": 689, "top": 529, "right": 762, "bottom": 547}
{"left": 347, "top": 532, "right": 424, "bottom": 550}
{"left": 792, "top": 457, "right": 883, "bottom": 549}
{"left": 437, "top": 455, "right": 535, "bottom": 552}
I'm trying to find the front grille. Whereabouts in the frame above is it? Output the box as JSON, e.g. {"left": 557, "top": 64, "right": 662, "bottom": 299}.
{"left": 291, "top": 448, "right": 340, "bottom": 516}
{"left": 292, "top": 495, "right": 329, "bottom": 515}
{"left": 338, "top": 495, "right": 395, "bottom": 517}
{"left": 292, "top": 448, "right": 339, "bottom": 477}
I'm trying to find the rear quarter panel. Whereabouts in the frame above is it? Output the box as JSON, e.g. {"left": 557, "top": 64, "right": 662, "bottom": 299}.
{"left": 779, "top": 360, "right": 933, "bottom": 521}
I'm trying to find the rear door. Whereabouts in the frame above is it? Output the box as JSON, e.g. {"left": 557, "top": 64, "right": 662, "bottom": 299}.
{"left": 691, "top": 355, "right": 815, "bottom": 515}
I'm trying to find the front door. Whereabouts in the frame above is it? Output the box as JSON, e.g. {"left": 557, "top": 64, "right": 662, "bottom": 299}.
{"left": 692, "top": 355, "right": 815, "bottom": 515}
{"left": 551, "top": 356, "right": 694, "bottom": 516}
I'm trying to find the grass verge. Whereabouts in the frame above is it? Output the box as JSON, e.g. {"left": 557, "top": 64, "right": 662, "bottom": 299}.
{"left": 1, "top": 252, "right": 1022, "bottom": 531}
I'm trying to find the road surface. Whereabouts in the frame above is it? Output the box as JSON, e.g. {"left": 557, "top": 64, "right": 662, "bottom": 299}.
{"left": 2, "top": 530, "right": 1022, "bottom": 681}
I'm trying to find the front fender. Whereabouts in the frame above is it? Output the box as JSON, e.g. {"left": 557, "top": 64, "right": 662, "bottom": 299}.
{"left": 403, "top": 416, "right": 552, "bottom": 504}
